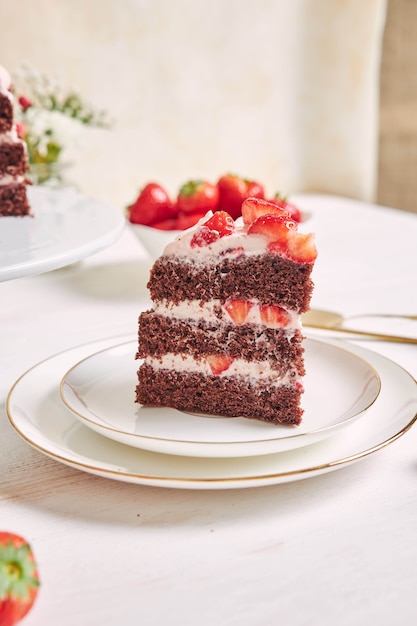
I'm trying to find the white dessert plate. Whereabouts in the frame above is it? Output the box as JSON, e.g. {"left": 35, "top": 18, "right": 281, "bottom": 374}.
{"left": 59, "top": 338, "right": 381, "bottom": 458}
{"left": 0, "top": 186, "right": 124, "bottom": 281}
{"left": 6, "top": 335, "right": 416, "bottom": 490}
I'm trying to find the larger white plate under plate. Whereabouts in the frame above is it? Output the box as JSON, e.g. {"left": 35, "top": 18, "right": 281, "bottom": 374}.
{"left": 0, "top": 186, "right": 124, "bottom": 281}
{"left": 6, "top": 335, "right": 417, "bottom": 490}
{"left": 60, "top": 339, "right": 381, "bottom": 457}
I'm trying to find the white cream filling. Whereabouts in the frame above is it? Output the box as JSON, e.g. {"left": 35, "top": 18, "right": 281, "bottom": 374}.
{"left": 145, "top": 353, "right": 299, "bottom": 386}
{"left": 0, "top": 173, "right": 25, "bottom": 186}
{"left": 0, "top": 128, "right": 19, "bottom": 143}
{"left": 152, "top": 298, "right": 302, "bottom": 331}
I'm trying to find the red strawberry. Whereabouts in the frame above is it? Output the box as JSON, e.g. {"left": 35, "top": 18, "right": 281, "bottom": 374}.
{"left": 177, "top": 179, "right": 220, "bottom": 214}
{"left": 190, "top": 225, "right": 219, "bottom": 248}
{"left": 224, "top": 299, "right": 253, "bottom": 324}
{"left": 175, "top": 211, "right": 207, "bottom": 230}
{"left": 241, "top": 197, "right": 292, "bottom": 226}
{"left": 269, "top": 232, "right": 317, "bottom": 263}
{"left": 15, "top": 123, "right": 26, "bottom": 140}
{"left": 127, "top": 183, "right": 176, "bottom": 226}
{"left": 217, "top": 174, "right": 264, "bottom": 219}
{"left": 259, "top": 304, "right": 291, "bottom": 327}
{"left": 207, "top": 354, "right": 234, "bottom": 375}
{"left": 204, "top": 211, "right": 235, "bottom": 236}
{"left": 0, "top": 532, "right": 40, "bottom": 626}
{"left": 268, "top": 194, "right": 302, "bottom": 223}
{"left": 247, "top": 213, "right": 297, "bottom": 241}
{"left": 18, "top": 95, "right": 31, "bottom": 111}
{"left": 190, "top": 211, "right": 235, "bottom": 248}
{"left": 247, "top": 180, "right": 265, "bottom": 198}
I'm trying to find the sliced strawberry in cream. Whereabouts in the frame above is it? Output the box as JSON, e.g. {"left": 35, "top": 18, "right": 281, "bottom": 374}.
{"left": 259, "top": 304, "right": 291, "bottom": 328}
{"left": 204, "top": 211, "right": 235, "bottom": 236}
{"left": 247, "top": 213, "right": 297, "bottom": 241}
{"left": 242, "top": 197, "right": 293, "bottom": 226}
{"left": 266, "top": 195, "right": 302, "bottom": 223}
{"left": 207, "top": 354, "right": 234, "bottom": 375}
{"left": 191, "top": 211, "right": 235, "bottom": 248}
{"left": 269, "top": 232, "right": 317, "bottom": 263}
{"left": 224, "top": 299, "right": 253, "bottom": 324}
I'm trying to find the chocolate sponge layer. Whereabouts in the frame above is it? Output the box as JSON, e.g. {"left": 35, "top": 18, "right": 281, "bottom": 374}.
{"left": 0, "top": 93, "right": 13, "bottom": 133}
{"left": 138, "top": 313, "right": 305, "bottom": 377}
{"left": 0, "top": 142, "right": 27, "bottom": 176}
{"left": 136, "top": 365, "right": 303, "bottom": 425}
{"left": 0, "top": 183, "right": 31, "bottom": 216}
{"left": 148, "top": 254, "right": 314, "bottom": 313}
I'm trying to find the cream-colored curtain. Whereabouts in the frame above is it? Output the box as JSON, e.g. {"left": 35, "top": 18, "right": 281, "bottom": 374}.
{"left": 0, "top": 0, "right": 387, "bottom": 209}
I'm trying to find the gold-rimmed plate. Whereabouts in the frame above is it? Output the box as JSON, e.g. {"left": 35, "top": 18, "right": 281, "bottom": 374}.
{"left": 59, "top": 339, "right": 381, "bottom": 458}
{"left": 6, "top": 335, "right": 417, "bottom": 489}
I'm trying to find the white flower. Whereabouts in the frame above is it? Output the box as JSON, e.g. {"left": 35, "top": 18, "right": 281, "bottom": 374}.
{"left": 24, "top": 108, "right": 82, "bottom": 155}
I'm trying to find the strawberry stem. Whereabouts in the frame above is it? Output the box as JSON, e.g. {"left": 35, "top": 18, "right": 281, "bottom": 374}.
{"left": 0, "top": 542, "right": 39, "bottom": 600}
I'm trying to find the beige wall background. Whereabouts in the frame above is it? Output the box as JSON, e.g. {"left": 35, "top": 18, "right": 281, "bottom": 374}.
{"left": 377, "top": 0, "right": 417, "bottom": 214}
{"left": 1, "top": 0, "right": 397, "bottom": 212}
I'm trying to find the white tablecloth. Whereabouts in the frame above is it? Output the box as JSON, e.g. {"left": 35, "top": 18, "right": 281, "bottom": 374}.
{"left": 1, "top": 194, "right": 416, "bottom": 625}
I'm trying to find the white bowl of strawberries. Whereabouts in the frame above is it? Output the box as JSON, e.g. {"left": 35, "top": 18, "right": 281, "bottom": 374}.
{"left": 127, "top": 174, "right": 304, "bottom": 259}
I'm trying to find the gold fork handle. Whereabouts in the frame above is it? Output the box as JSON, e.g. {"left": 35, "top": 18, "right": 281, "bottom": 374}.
{"left": 304, "top": 324, "right": 417, "bottom": 344}
{"left": 348, "top": 313, "right": 417, "bottom": 321}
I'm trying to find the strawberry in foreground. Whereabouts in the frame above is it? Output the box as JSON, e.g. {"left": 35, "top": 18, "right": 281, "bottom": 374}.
{"left": 0, "top": 532, "right": 40, "bottom": 626}
{"left": 128, "top": 182, "right": 176, "bottom": 226}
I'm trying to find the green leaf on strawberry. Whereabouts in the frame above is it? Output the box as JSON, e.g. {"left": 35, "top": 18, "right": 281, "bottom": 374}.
{"left": 0, "top": 532, "right": 40, "bottom": 626}
{"left": 177, "top": 179, "right": 220, "bottom": 214}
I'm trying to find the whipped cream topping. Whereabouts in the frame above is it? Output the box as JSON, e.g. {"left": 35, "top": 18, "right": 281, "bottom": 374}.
{"left": 152, "top": 298, "right": 302, "bottom": 331}
{"left": 145, "top": 353, "right": 300, "bottom": 386}
{"left": 163, "top": 213, "right": 268, "bottom": 260}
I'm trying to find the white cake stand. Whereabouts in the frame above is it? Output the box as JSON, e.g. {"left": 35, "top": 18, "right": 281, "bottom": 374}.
{"left": 0, "top": 186, "right": 124, "bottom": 282}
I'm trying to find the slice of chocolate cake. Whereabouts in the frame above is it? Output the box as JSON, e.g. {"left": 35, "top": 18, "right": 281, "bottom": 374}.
{"left": 136, "top": 197, "right": 317, "bottom": 426}
{"left": 0, "top": 65, "right": 31, "bottom": 217}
